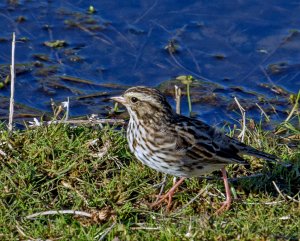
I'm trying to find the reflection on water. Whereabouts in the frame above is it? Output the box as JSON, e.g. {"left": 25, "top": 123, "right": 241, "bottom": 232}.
{"left": 0, "top": 0, "right": 299, "bottom": 126}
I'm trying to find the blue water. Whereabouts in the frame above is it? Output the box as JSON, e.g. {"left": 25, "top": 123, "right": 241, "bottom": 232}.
{"left": 0, "top": 0, "right": 299, "bottom": 126}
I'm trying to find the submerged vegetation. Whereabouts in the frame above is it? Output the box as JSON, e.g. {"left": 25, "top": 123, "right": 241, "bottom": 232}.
{"left": 0, "top": 92, "right": 299, "bottom": 240}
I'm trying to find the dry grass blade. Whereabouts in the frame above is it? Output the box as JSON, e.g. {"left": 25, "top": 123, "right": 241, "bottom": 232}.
{"left": 97, "top": 221, "right": 117, "bottom": 241}
{"left": 26, "top": 210, "right": 93, "bottom": 219}
{"left": 8, "top": 32, "right": 16, "bottom": 132}
{"left": 174, "top": 186, "right": 208, "bottom": 214}
{"left": 28, "top": 118, "right": 125, "bottom": 127}
{"left": 272, "top": 181, "right": 287, "bottom": 200}
{"left": 256, "top": 103, "right": 270, "bottom": 122}
{"left": 174, "top": 85, "right": 182, "bottom": 115}
{"left": 234, "top": 97, "right": 246, "bottom": 142}
{"left": 273, "top": 181, "right": 300, "bottom": 203}
{"left": 0, "top": 149, "right": 7, "bottom": 157}
{"left": 285, "top": 90, "right": 300, "bottom": 122}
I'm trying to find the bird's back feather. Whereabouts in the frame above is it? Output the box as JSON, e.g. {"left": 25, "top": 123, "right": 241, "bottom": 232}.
{"left": 173, "top": 114, "right": 277, "bottom": 165}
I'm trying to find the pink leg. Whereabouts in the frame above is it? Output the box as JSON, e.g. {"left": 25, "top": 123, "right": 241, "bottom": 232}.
{"left": 151, "top": 177, "right": 186, "bottom": 211}
{"left": 215, "top": 167, "right": 232, "bottom": 214}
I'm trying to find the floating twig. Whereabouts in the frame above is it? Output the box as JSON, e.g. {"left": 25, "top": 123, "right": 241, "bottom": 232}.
{"left": 60, "top": 75, "right": 104, "bottom": 86}
{"left": 59, "top": 75, "right": 130, "bottom": 89}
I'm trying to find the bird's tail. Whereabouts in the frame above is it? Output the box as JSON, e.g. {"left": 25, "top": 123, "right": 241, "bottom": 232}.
{"left": 240, "top": 145, "right": 291, "bottom": 167}
{"left": 241, "top": 147, "right": 277, "bottom": 162}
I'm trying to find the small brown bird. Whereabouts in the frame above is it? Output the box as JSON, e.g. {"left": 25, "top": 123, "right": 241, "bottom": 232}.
{"left": 111, "top": 86, "right": 278, "bottom": 213}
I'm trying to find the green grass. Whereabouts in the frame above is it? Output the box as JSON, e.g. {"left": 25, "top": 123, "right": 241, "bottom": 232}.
{"left": 0, "top": 114, "right": 299, "bottom": 240}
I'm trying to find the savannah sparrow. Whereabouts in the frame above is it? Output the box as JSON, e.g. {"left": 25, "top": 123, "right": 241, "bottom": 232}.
{"left": 111, "top": 86, "right": 278, "bottom": 213}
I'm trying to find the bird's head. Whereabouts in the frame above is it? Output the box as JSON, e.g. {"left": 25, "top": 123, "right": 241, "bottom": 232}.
{"left": 111, "top": 86, "right": 173, "bottom": 121}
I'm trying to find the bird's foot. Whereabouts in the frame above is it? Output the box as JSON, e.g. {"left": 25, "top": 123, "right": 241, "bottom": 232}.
{"left": 213, "top": 167, "right": 232, "bottom": 215}
{"left": 150, "top": 190, "right": 174, "bottom": 211}
{"left": 214, "top": 198, "right": 232, "bottom": 215}
{"left": 150, "top": 177, "right": 186, "bottom": 211}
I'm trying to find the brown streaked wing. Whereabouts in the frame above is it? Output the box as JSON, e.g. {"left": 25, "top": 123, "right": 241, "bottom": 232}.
{"left": 173, "top": 115, "right": 248, "bottom": 165}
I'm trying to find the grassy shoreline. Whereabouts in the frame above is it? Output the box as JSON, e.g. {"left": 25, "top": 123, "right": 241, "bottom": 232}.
{"left": 0, "top": 110, "right": 299, "bottom": 240}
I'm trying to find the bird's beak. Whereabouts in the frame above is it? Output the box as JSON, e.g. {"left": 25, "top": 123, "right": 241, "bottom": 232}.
{"left": 110, "top": 96, "right": 127, "bottom": 105}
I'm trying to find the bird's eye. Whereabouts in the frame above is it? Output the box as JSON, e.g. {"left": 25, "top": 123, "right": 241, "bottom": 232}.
{"left": 131, "top": 97, "right": 138, "bottom": 103}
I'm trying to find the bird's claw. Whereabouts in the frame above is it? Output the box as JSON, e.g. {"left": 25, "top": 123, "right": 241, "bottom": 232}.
{"left": 150, "top": 192, "right": 173, "bottom": 211}
{"left": 214, "top": 199, "right": 232, "bottom": 215}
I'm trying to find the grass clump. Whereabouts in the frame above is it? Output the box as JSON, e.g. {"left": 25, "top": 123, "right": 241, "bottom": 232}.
{"left": 0, "top": 113, "right": 299, "bottom": 240}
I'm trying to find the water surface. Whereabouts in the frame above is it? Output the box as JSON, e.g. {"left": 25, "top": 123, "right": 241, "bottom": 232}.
{"left": 0, "top": 0, "right": 299, "bottom": 127}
